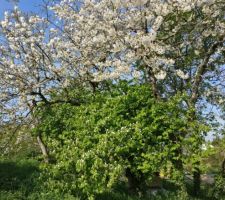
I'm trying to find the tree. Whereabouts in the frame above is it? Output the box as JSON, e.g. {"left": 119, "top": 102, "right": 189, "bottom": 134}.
{"left": 34, "top": 82, "right": 205, "bottom": 198}
{"left": 49, "top": 0, "right": 223, "bottom": 194}
{"left": 0, "top": 0, "right": 224, "bottom": 196}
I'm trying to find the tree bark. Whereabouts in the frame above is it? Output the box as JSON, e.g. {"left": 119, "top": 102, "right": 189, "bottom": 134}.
{"left": 188, "top": 110, "right": 201, "bottom": 196}
{"left": 147, "top": 69, "right": 160, "bottom": 99}
{"left": 125, "top": 168, "right": 145, "bottom": 194}
{"left": 190, "top": 36, "right": 224, "bottom": 104}
{"left": 37, "top": 133, "right": 50, "bottom": 163}
{"left": 193, "top": 162, "right": 201, "bottom": 196}
{"left": 222, "top": 158, "right": 225, "bottom": 177}
{"left": 126, "top": 168, "right": 139, "bottom": 193}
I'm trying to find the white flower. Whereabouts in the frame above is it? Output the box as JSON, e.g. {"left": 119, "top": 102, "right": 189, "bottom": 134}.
{"left": 4, "top": 11, "right": 9, "bottom": 17}
{"left": 134, "top": 0, "right": 148, "bottom": 6}
{"left": 194, "top": 50, "right": 200, "bottom": 55}
{"left": 132, "top": 71, "right": 141, "bottom": 78}
{"left": 176, "top": 70, "right": 189, "bottom": 79}
{"left": 155, "top": 70, "right": 167, "bottom": 80}
{"left": 142, "top": 34, "right": 156, "bottom": 47}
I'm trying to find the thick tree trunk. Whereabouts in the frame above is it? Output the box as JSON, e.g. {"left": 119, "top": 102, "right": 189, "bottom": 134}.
{"left": 28, "top": 101, "right": 50, "bottom": 164}
{"left": 125, "top": 168, "right": 144, "bottom": 194}
{"left": 188, "top": 110, "right": 201, "bottom": 196}
{"left": 37, "top": 134, "right": 50, "bottom": 163}
{"left": 193, "top": 163, "right": 201, "bottom": 196}
{"left": 147, "top": 69, "right": 159, "bottom": 99}
{"left": 126, "top": 168, "right": 139, "bottom": 193}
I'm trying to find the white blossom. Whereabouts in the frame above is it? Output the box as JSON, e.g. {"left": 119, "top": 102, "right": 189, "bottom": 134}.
{"left": 0, "top": 0, "right": 223, "bottom": 121}
{"left": 155, "top": 70, "right": 167, "bottom": 80}
{"left": 176, "top": 70, "right": 189, "bottom": 79}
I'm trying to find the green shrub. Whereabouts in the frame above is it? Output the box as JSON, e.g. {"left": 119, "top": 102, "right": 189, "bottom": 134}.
{"left": 33, "top": 82, "right": 206, "bottom": 199}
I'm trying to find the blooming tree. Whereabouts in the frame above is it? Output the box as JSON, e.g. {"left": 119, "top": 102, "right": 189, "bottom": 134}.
{"left": 49, "top": 0, "right": 224, "bottom": 100}
{"left": 0, "top": 0, "right": 224, "bottom": 189}
{"left": 0, "top": 0, "right": 224, "bottom": 112}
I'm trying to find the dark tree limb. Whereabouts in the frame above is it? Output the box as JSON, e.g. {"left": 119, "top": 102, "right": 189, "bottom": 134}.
{"left": 190, "top": 36, "right": 224, "bottom": 196}
{"left": 148, "top": 68, "right": 160, "bottom": 100}
{"left": 190, "top": 36, "right": 224, "bottom": 104}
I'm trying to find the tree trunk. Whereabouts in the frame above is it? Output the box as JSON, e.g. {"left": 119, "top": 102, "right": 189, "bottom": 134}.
{"left": 126, "top": 168, "right": 143, "bottom": 194}
{"left": 186, "top": 104, "right": 202, "bottom": 196}
{"left": 37, "top": 134, "right": 49, "bottom": 163}
{"left": 170, "top": 133, "right": 184, "bottom": 171}
{"left": 147, "top": 69, "right": 159, "bottom": 99}
{"left": 188, "top": 38, "right": 224, "bottom": 197}
{"left": 193, "top": 163, "right": 201, "bottom": 196}
{"left": 222, "top": 158, "right": 225, "bottom": 177}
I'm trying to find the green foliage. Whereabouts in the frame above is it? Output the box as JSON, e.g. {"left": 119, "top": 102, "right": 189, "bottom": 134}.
{"left": 0, "top": 125, "right": 39, "bottom": 160}
{"left": 0, "top": 154, "right": 218, "bottom": 200}
{"left": 33, "top": 82, "right": 206, "bottom": 199}
{"left": 212, "top": 175, "right": 225, "bottom": 200}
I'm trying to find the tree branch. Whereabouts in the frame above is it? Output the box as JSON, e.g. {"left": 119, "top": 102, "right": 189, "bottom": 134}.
{"left": 190, "top": 36, "right": 224, "bottom": 104}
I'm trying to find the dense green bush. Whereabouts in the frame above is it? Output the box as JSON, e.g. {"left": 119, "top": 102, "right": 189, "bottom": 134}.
{"left": 32, "top": 82, "right": 207, "bottom": 199}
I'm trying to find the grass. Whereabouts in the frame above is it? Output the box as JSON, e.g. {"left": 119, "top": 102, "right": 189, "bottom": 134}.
{"left": 0, "top": 158, "right": 223, "bottom": 200}
{"left": 0, "top": 158, "right": 39, "bottom": 200}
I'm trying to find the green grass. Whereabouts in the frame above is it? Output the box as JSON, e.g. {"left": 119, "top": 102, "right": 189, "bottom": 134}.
{"left": 0, "top": 158, "right": 223, "bottom": 200}
{"left": 0, "top": 158, "right": 39, "bottom": 200}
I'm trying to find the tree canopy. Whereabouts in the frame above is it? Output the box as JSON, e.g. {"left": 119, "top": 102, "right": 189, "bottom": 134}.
{"left": 0, "top": 0, "right": 224, "bottom": 199}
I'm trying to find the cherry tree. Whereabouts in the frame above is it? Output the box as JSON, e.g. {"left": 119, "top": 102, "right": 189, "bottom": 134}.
{"left": 49, "top": 0, "right": 224, "bottom": 99}
{"left": 49, "top": 2, "right": 224, "bottom": 191}
{"left": 1, "top": 0, "right": 223, "bottom": 114}
{"left": 0, "top": 0, "right": 224, "bottom": 190}
{"left": 0, "top": 7, "right": 63, "bottom": 162}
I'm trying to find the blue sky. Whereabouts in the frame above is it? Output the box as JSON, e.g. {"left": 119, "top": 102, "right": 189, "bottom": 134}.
{"left": 0, "top": 0, "right": 42, "bottom": 19}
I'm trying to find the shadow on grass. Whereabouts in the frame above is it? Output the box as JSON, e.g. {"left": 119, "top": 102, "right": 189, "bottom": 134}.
{"left": 0, "top": 159, "right": 39, "bottom": 196}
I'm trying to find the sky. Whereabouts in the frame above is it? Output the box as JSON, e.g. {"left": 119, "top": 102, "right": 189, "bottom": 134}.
{"left": 0, "top": 0, "right": 42, "bottom": 19}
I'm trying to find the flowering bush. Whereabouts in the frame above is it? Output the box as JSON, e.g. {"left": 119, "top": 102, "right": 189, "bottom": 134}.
{"left": 33, "top": 82, "right": 205, "bottom": 199}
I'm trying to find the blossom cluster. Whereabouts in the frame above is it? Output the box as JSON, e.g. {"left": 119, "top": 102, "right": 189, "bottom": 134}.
{"left": 0, "top": 0, "right": 224, "bottom": 116}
